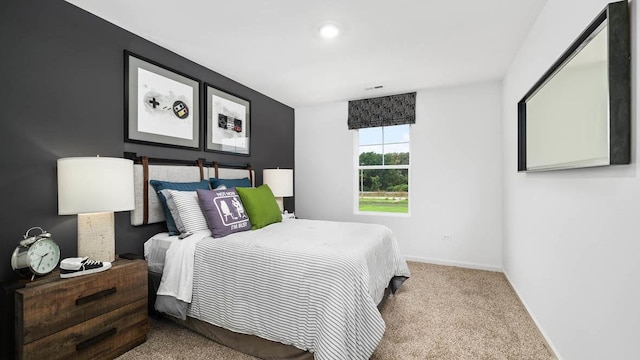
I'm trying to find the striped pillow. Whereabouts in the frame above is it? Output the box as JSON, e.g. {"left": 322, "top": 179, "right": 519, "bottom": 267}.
{"left": 166, "top": 190, "right": 209, "bottom": 233}
{"left": 159, "top": 189, "right": 185, "bottom": 233}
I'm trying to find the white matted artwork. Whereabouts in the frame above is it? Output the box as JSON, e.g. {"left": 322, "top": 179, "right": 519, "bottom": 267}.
{"left": 125, "top": 51, "right": 200, "bottom": 149}
{"left": 206, "top": 84, "right": 250, "bottom": 155}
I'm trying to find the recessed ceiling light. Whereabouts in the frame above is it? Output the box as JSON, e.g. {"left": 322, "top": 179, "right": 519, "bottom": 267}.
{"left": 319, "top": 23, "right": 340, "bottom": 39}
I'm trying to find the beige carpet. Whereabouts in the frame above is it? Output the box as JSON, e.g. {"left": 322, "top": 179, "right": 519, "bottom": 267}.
{"left": 117, "top": 262, "right": 555, "bottom": 359}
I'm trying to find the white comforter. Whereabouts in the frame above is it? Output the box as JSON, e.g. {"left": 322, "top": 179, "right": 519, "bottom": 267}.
{"left": 158, "top": 219, "right": 410, "bottom": 360}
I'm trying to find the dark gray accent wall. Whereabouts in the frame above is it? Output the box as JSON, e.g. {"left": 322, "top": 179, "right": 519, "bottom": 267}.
{"left": 0, "top": 0, "right": 294, "bottom": 282}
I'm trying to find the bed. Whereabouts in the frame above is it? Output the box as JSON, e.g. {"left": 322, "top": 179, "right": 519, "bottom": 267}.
{"left": 128, "top": 154, "right": 410, "bottom": 360}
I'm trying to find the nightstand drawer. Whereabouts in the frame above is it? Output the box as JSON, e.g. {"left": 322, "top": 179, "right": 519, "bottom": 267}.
{"left": 20, "top": 298, "right": 147, "bottom": 360}
{"left": 16, "top": 260, "right": 147, "bottom": 344}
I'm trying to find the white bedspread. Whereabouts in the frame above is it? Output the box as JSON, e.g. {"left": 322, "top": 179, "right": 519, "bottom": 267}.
{"left": 158, "top": 219, "right": 410, "bottom": 360}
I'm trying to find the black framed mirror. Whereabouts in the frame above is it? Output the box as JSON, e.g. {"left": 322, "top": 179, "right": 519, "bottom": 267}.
{"left": 517, "top": 1, "right": 630, "bottom": 172}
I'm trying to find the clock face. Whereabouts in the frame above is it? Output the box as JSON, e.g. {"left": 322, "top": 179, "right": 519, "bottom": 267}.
{"left": 27, "top": 239, "right": 61, "bottom": 275}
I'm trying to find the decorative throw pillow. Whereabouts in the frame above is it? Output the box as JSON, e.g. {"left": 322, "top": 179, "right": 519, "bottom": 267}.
{"left": 236, "top": 184, "right": 282, "bottom": 230}
{"left": 209, "top": 177, "right": 252, "bottom": 189}
{"left": 166, "top": 190, "right": 209, "bottom": 233}
{"left": 196, "top": 188, "right": 251, "bottom": 238}
{"left": 149, "top": 180, "right": 210, "bottom": 235}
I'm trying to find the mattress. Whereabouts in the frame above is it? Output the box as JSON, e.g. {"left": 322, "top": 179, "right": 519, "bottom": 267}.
{"left": 143, "top": 232, "right": 179, "bottom": 273}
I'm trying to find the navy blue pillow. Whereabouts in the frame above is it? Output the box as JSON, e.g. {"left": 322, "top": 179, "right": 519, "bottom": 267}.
{"left": 149, "top": 180, "right": 210, "bottom": 235}
{"left": 209, "top": 177, "right": 251, "bottom": 189}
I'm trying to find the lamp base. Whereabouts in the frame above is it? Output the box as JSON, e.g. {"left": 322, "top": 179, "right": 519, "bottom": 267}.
{"left": 77, "top": 212, "right": 115, "bottom": 262}
{"left": 275, "top": 197, "right": 284, "bottom": 213}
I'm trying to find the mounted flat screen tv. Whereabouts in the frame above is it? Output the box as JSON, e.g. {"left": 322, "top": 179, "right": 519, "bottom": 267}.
{"left": 517, "top": 1, "right": 630, "bottom": 172}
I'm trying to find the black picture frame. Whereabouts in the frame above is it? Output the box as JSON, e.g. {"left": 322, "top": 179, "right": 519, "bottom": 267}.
{"left": 204, "top": 83, "right": 251, "bottom": 155}
{"left": 124, "top": 51, "right": 201, "bottom": 149}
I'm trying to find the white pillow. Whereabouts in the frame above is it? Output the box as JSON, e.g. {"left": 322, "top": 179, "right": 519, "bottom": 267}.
{"left": 166, "top": 190, "right": 209, "bottom": 233}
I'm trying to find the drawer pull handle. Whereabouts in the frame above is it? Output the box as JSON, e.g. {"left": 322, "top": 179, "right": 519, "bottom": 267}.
{"left": 76, "top": 327, "right": 117, "bottom": 351}
{"left": 76, "top": 287, "right": 117, "bottom": 306}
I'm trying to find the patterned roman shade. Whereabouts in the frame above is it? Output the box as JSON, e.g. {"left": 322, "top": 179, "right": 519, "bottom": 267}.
{"left": 348, "top": 92, "right": 416, "bottom": 130}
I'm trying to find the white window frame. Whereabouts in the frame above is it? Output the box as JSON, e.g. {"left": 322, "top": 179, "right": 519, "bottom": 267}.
{"left": 353, "top": 125, "right": 411, "bottom": 217}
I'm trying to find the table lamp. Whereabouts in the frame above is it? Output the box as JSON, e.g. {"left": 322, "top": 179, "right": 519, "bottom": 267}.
{"left": 57, "top": 156, "right": 134, "bottom": 262}
{"left": 263, "top": 168, "right": 293, "bottom": 213}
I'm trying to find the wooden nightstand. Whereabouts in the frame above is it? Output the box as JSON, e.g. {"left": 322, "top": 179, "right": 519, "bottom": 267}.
{"left": 14, "top": 258, "right": 148, "bottom": 360}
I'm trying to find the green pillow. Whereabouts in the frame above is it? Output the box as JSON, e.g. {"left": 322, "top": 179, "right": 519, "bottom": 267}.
{"left": 236, "top": 185, "right": 282, "bottom": 229}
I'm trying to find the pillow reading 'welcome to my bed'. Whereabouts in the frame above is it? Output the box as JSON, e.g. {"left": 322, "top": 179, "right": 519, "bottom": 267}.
{"left": 236, "top": 185, "right": 282, "bottom": 230}
{"left": 197, "top": 188, "right": 251, "bottom": 238}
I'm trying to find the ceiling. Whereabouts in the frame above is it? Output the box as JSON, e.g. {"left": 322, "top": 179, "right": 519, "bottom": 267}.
{"left": 65, "top": 0, "right": 548, "bottom": 108}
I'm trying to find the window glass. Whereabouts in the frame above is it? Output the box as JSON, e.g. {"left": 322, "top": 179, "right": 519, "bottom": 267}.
{"left": 384, "top": 145, "right": 410, "bottom": 165}
{"left": 383, "top": 124, "right": 410, "bottom": 144}
{"left": 358, "top": 127, "right": 383, "bottom": 146}
{"left": 359, "top": 145, "right": 383, "bottom": 166}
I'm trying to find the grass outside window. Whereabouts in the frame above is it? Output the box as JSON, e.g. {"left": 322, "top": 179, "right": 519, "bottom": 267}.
{"left": 358, "top": 196, "right": 408, "bottom": 213}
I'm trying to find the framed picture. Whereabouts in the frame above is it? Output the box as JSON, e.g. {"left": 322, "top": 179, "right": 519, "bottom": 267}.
{"left": 125, "top": 51, "right": 200, "bottom": 149}
{"left": 205, "top": 84, "right": 251, "bottom": 155}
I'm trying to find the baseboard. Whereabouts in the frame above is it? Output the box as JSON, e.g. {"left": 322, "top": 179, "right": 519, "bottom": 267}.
{"left": 502, "top": 271, "right": 561, "bottom": 360}
{"left": 404, "top": 255, "right": 502, "bottom": 272}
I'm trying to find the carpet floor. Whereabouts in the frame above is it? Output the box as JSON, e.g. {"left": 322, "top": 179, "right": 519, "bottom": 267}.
{"left": 117, "top": 262, "right": 555, "bottom": 359}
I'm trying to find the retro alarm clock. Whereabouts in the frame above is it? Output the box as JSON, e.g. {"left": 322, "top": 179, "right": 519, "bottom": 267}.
{"left": 11, "top": 227, "right": 61, "bottom": 280}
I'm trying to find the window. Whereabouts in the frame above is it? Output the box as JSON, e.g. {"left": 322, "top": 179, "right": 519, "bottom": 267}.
{"left": 357, "top": 124, "right": 410, "bottom": 214}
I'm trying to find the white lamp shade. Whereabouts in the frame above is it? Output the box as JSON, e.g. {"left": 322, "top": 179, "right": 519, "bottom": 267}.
{"left": 263, "top": 169, "right": 293, "bottom": 197}
{"left": 57, "top": 157, "right": 135, "bottom": 215}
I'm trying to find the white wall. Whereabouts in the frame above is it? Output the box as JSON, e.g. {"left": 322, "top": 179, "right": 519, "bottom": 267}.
{"left": 502, "top": 1, "right": 640, "bottom": 359}
{"left": 295, "top": 82, "right": 503, "bottom": 270}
